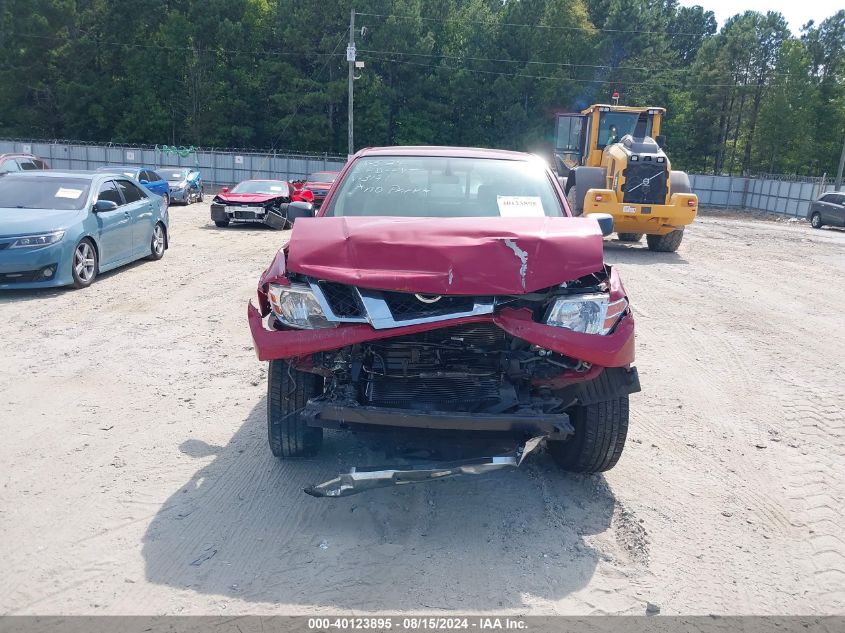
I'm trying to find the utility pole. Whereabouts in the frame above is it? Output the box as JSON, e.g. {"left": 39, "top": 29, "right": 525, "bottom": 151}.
{"left": 835, "top": 134, "right": 845, "bottom": 191}
{"left": 347, "top": 9, "right": 355, "bottom": 158}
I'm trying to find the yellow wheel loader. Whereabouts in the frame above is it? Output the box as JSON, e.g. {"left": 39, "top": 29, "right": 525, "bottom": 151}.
{"left": 554, "top": 104, "right": 697, "bottom": 252}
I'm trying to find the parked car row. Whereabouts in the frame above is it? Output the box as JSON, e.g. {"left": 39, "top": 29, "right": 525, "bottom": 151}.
{"left": 2, "top": 155, "right": 205, "bottom": 208}
{"left": 0, "top": 155, "right": 339, "bottom": 291}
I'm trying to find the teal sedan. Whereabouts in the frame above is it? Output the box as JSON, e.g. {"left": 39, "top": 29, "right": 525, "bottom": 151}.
{"left": 0, "top": 171, "right": 169, "bottom": 289}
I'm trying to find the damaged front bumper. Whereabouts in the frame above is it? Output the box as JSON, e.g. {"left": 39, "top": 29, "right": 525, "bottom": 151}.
{"left": 304, "top": 436, "right": 546, "bottom": 497}
{"left": 211, "top": 203, "right": 287, "bottom": 229}
{"left": 303, "top": 401, "right": 574, "bottom": 436}
{"left": 247, "top": 301, "right": 636, "bottom": 368}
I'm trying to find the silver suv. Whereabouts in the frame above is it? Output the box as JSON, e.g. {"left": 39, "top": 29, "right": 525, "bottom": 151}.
{"left": 808, "top": 192, "right": 845, "bottom": 229}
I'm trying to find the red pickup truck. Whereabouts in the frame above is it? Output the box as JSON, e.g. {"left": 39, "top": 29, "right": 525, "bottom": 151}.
{"left": 248, "top": 146, "right": 639, "bottom": 495}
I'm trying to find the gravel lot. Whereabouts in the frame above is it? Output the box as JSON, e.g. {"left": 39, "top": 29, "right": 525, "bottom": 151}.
{"left": 1, "top": 202, "right": 843, "bottom": 615}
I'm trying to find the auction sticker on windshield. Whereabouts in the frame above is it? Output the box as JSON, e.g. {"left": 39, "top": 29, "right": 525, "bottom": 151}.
{"left": 55, "top": 188, "right": 84, "bottom": 199}
{"left": 497, "top": 196, "right": 545, "bottom": 217}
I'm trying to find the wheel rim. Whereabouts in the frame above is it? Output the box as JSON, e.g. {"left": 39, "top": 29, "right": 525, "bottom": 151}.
{"left": 812, "top": 214, "right": 820, "bottom": 227}
{"left": 153, "top": 225, "right": 165, "bottom": 256}
{"left": 74, "top": 242, "right": 95, "bottom": 282}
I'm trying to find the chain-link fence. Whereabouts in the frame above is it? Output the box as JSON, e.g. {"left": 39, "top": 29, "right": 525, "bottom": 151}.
{"left": 688, "top": 173, "right": 834, "bottom": 218}
{"left": 0, "top": 138, "right": 347, "bottom": 189}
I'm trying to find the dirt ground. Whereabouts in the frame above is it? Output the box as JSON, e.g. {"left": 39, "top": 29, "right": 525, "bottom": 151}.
{"left": 1, "top": 203, "right": 843, "bottom": 616}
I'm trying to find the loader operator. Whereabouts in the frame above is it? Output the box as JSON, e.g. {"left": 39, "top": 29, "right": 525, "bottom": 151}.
{"left": 605, "top": 125, "right": 619, "bottom": 146}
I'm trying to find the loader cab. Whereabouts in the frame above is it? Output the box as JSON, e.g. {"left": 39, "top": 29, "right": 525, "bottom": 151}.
{"left": 554, "top": 105, "right": 664, "bottom": 175}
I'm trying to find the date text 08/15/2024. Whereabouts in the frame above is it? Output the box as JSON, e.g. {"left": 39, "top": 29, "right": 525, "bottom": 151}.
{"left": 307, "top": 617, "right": 528, "bottom": 630}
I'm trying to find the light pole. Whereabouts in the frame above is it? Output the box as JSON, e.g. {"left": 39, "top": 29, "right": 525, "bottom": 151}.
{"left": 347, "top": 9, "right": 356, "bottom": 159}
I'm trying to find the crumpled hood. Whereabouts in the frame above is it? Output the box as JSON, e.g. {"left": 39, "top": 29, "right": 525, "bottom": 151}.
{"left": 285, "top": 216, "right": 605, "bottom": 295}
{"left": 216, "top": 192, "right": 285, "bottom": 204}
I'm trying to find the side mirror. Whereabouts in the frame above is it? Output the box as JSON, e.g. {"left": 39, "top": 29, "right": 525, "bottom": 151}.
{"left": 139, "top": 179, "right": 149, "bottom": 185}
{"left": 93, "top": 199, "right": 118, "bottom": 213}
{"left": 586, "top": 212, "right": 614, "bottom": 237}
{"left": 655, "top": 134, "right": 666, "bottom": 149}
{"left": 220, "top": 186, "right": 230, "bottom": 194}
{"left": 287, "top": 201, "right": 315, "bottom": 225}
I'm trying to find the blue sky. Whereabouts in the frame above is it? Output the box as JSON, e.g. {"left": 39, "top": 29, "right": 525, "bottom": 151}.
{"left": 678, "top": 0, "right": 841, "bottom": 34}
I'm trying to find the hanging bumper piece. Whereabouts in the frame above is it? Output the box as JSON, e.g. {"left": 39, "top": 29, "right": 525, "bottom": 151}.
{"left": 303, "top": 435, "right": 547, "bottom": 498}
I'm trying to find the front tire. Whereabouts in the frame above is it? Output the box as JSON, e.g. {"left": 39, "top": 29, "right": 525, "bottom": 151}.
{"left": 147, "top": 222, "right": 166, "bottom": 260}
{"left": 71, "top": 238, "right": 98, "bottom": 289}
{"left": 267, "top": 360, "right": 323, "bottom": 458}
{"left": 810, "top": 212, "right": 823, "bottom": 229}
{"left": 646, "top": 229, "right": 684, "bottom": 252}
{"left": 617, "top": 233, "right": 643, "bottom": 242}
{"left": 548, "top": 396, "right": 629, "bottom": 472}
{"left": 214, "top": 219, "right": 230, "bottom": 228}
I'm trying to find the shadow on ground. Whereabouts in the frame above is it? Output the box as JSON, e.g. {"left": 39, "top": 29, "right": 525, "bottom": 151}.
{"left": 142, "top": 397, "right": 618, "bottom": 610}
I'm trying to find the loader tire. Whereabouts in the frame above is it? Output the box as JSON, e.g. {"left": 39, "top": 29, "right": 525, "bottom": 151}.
{"left": 646, "top": 229, "right": 684, "bottom": 252}
{"left": 267, "top": 360, "right": 323, "bottom": 458}
{"left": 617, "top": 233, "right": 643, "bottom": 242}
{"left": 548, "top": 396, "right": 629, "bottom": 473}
{"left": 566, "top": 166, "right": 606, "bottom": 217}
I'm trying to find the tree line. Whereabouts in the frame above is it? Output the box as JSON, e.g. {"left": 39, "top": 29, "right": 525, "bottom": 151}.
{"left": 1, "top": 1, "right": 843, "bottom": 176}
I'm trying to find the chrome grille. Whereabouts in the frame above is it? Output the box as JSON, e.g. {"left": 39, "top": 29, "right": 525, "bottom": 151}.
{"left": 382, "top": 291, "right": 477, "bottom": 321}
{"left": 318, "top": 281, "right": 364, "bottom": 318}
{"left": 309, "top": 280, "right": 495, "bottom": 330}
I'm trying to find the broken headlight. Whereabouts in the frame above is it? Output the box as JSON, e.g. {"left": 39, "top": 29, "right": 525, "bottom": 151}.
{"left": 544, "top": 293, "right": 627, "bottom": 335}
{"left": 266, "top": 283, "right": 336, "bottom": 329}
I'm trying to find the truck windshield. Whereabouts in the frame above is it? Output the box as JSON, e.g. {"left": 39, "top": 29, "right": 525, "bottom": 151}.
{"left": 598, "top": 112, "right": 653, "bottom": 148}
{"left": 323, "top": 156, "right": 564, "bottom": 218}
